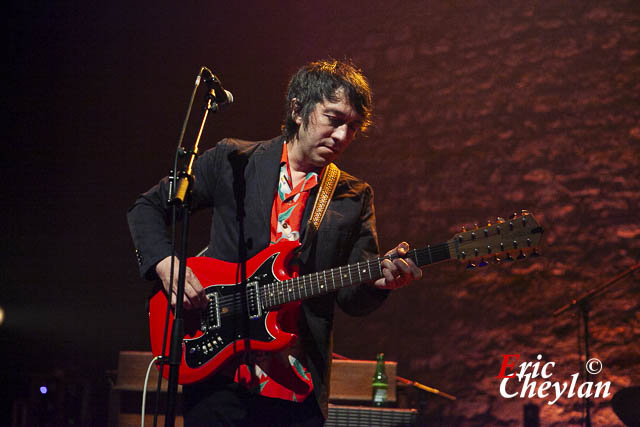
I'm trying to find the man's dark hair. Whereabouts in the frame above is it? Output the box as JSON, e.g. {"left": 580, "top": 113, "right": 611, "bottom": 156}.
{"left": 282, "top": 59, "right": 373, "bottom": 140}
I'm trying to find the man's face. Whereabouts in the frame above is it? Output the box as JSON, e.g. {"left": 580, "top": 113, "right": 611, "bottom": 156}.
{"left": 292, "top": 89, "right": 363, "bottom": 170}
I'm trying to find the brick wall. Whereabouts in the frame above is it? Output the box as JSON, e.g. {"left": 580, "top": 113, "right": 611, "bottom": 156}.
{"left": 327, "top": 1, "right": 639, "bottom": 425}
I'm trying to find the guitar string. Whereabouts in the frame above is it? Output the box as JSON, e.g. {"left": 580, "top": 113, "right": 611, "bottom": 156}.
{"left": 200, "top": 220, "right": 536, "bottom": 309}
{"left": 256, "top": 244, "right": 452, "bottom": 308}
{"left": 205, "top": 231, "right": 533, "bottom": 317}
{"left": 193, "top": 226, "right": 536, "bottom": 322}
{"left": 209, "top": 243, "right": 454, "bottom": 310}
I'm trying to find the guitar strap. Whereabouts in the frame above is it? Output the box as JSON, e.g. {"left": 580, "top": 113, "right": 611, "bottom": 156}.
{"left": 297, "top": 162, "right": 340, "bottom": 259}
{"left": 309, "top": 162, "right": 341, "bottom": 233}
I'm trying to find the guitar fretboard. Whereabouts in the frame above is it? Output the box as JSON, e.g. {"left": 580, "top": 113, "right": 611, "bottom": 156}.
{"left": 261, "top": 242, "right": 451, "bottom": 309}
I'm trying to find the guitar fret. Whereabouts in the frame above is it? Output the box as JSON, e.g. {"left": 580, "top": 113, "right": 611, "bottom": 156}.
{"left": 279, "top": 279, "right": 284, "bottom": 305}
{"left": 322, "top": 270, "right": 327, "bottom": 293}
{"left": 287, "top": 278, "right": 292, "bottom": 303}
{"left": 269, "top": 283, "right": 273, "bottom": 307}
{"left": 271, "top": 283, "right": 275, "bottom": 306}
{"left": 276, "top": 280, "right": 282, "bottom": 305}
{"left": 339, "top": 265, "right": 344, "bottom": 289}
{"left": 357, "top": 262, "right": 362, "bottom": 283}
{"left": 290, "top": 278, "right": 295, "bottom": 303}
{"left": 289, "top": 278, "right": 294, "bottom": 303}
{"left": 302, "top": 275, "right": 307, "bottom": 298}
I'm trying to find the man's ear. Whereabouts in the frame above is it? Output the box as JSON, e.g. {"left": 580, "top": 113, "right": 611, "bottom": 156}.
{"left": 291, "top": 98, "right": 302, "bottom": 125}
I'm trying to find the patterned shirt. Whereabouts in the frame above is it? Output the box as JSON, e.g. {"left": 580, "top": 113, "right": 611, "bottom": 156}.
{"left": 234, "top": 142, "right": 319, "bottom": 402}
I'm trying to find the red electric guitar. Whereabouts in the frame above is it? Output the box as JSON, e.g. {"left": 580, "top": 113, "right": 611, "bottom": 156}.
{"left": 149, "top": 211, "right": 543, "bottom": 384}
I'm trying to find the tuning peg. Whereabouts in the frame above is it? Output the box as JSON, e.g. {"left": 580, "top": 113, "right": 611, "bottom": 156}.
{"left": 486, "top": 220, "right": 492, "bottom": 227}
{"left": 517, "top": 250, "right": 526, "bottom": 260}
{"left": 504, "top": 252, "right": 515, "bottom": 262}
{"left": 461, "top": 225, "right": 467, "bottom": 232}
{"left": 474, "top": 223, "right": 479, "bottom": 230}
{"left": 466, "top": 262, "right": 477, "bottom": 270}
{"left": 497, "top": 217, "right": 505, "bottom": 224}
{"left": 509, "top": 212, "right": 517, "bottom": 220}
{"left": 478, "top": 258, "right": 488, "bottom": 267}
{"left": 521, "top": 209, "right": 530, "bottom": 216}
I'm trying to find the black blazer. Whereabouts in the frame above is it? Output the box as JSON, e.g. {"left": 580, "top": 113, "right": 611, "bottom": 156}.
{"left": 127, "top": 136, "right": 389, "bottom": 415}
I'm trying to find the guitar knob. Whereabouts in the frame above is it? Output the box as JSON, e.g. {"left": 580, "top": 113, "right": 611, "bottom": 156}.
{"left": 466, "top": 262, "right": 477, "bottom": 270}
{"left": 493, "top": 255, "right": 501, "bottom": 263}
{"left": 504, "top": 253, "right": 515, "bottom": 262}
{"left": 517, "top": 250, "right": 526, "bottom": 260}
{"left": 478, "top": 258, "right": 488, "bottom": 267}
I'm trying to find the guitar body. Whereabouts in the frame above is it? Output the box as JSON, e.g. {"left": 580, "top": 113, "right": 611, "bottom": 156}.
{"left": 148, "top": 240, "right": 302, "bottom": 385}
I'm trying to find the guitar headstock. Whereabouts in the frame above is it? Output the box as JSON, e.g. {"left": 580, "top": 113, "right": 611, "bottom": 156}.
{"left": 449, "top": 210, "right": 544, "bottom": 268}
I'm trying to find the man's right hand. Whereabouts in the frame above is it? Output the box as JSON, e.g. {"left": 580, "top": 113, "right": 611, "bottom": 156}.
{"left": 155, "top": 256, "right": 209, "bottom": 311}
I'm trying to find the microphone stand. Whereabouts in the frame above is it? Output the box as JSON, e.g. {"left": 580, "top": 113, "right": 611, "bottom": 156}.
{"left": 163, "top": 72, "right": 225, "bottom": 427}
{"left": 553, "top": 262, "right": 639, "bottom": 427}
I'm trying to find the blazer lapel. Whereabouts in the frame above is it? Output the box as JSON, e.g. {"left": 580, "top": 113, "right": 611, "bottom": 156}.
{"left": 253, "top": 136, "right": 284, "bottom": 231}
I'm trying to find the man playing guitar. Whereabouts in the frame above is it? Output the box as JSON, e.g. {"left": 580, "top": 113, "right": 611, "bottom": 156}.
{"left": 127, "top": 59, "right": 422, "bottom": 426}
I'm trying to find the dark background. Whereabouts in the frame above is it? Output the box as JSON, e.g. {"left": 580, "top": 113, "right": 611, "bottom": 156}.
{"left": 4, "top": 1, "right": 639, "bottom": 425}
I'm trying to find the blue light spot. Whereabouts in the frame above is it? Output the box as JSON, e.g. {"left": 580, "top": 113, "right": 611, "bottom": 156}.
{"left": 40, "top": 386, "right": 48, "bottom": 394}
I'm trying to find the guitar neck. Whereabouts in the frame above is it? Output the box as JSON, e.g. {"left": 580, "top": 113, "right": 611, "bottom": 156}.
{"left": 262, "top": 241, "right": 452, "bottom": 309}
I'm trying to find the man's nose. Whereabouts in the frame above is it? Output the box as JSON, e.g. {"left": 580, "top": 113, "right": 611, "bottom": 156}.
{"left": 332, "top": 124, "right": 350, "bottom": 143}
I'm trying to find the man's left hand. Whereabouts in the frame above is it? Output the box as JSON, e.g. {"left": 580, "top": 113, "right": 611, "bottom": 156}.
{"left": 374, "top": 241, "right": 423, "bottom": 289}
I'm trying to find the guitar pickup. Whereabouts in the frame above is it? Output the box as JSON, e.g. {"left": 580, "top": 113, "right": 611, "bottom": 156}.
{"left": 246, "top": 281, "right": 262, "bottom": 320}
{"left": 202, "top": 291, "right": 221, "bottom": 331}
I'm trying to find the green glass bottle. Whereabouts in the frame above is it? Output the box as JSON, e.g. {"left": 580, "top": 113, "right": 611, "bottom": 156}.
{"left": 372, "top": 353, "right": 388, "bottom": 406}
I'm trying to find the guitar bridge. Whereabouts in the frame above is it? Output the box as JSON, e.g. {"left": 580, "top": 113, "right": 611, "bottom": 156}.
{"left": 246, "top": 281, "right": 262, "bottom": 320}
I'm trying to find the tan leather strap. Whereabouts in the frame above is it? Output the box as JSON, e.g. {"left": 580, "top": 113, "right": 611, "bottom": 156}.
{"left": 308, "top": 162, "right": 340, "bottom": 233}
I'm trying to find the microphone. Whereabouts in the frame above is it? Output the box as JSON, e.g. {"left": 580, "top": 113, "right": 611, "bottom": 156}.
{"left": 201, "top": 68, "right": 234, "bottom": 106}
